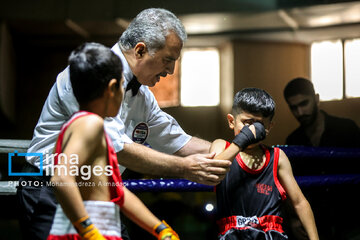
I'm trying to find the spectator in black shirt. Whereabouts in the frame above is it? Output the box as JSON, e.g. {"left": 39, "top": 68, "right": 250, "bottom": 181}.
{"left": 284, "top": 77, "right": 360, "bottom": 148}
{"left": 282, "top": 77, "right": 360, "bottom": 240}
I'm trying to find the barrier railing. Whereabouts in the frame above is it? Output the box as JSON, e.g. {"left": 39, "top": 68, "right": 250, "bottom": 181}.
{"left": 0, "top": 139, "right": 30, "bottom": 153}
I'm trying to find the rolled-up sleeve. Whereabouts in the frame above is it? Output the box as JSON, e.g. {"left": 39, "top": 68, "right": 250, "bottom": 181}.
{"left": 145, "top": 90, "right": 191, "bottom": 154}
{"left": 104, "top": 116, "right": 133, "bottom": 153}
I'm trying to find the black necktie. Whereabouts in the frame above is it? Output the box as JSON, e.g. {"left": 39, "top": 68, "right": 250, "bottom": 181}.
{"left": 125, "top": 75, "right": 141, "bottom": 96}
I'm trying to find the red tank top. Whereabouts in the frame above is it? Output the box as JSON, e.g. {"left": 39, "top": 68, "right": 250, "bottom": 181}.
{"left": 54, "top": 111, "right": 124, "bottom": 206}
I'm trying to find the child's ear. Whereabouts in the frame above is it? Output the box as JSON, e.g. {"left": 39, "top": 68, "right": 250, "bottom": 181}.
{"left": 107, "top": 79, "right": 118, "bottom": 97}
{"left": 134, "top": 42, "right": 147, "bottom": 59}
{"left": 315, "top": 93, "right": 320, "bottom": 107}
{"left": 227, "top": 114, "right": 235, "bottom": 130}
{"left": 266, "top": 121, "right": 274, "bottom": 135}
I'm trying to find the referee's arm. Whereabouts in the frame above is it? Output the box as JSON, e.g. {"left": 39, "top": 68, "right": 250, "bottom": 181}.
{"left": 117, "top": 141, "right": 230, "bottom": 186}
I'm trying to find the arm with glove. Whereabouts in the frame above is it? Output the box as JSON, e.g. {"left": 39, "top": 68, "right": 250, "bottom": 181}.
{"left": 121, "top": 187, "right": 179, "bottom": 240}
{"left": 211, "top": 122, "right": 266, "bottom": 161}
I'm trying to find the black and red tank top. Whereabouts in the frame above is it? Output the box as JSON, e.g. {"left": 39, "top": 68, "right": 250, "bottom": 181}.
{"left": 54, "top": 111, "right": 124, "bottom": 206}
{"left": 216, "top": 142, "right": 287, "bottom": 236}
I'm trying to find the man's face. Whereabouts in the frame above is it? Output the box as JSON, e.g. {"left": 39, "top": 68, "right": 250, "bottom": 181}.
{"left": 134, "top": 32, "right": 182, "bottom": 87}
{"left": 286, "top": 94, "right": 319, "bottom": 126}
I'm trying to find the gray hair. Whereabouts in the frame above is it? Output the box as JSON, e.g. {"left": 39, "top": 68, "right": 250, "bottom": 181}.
{"left": 119, "top": 8, "right": 187, "bottom": 55}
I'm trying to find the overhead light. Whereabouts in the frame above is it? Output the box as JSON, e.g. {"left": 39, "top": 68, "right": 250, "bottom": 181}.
{"left": 204, "top": 203, "right": 214, "bottom": 212}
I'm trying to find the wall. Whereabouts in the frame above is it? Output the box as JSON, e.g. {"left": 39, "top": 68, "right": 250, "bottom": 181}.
{"left": 167, "top": 39, "right": 312, "bottom": 145}
{"left": 163, "top": 41, "right": 236, "bottom": 143}
{"left": 320, "top": 98, "right": 360, "bottom": 127}
{"left": 0, "top": 23, "right": 16, "bottom": 138}
{"left": 2, "top": 30, "right": 359, "bottom": 145}
{"left": 164, "top": 106, "right": 223, "bottom": 143}
{"left": 232, "top": 40, "right": 310, "bottom": 145}
{"left": 164, "top": 40, "right": 312, "bottom": 145}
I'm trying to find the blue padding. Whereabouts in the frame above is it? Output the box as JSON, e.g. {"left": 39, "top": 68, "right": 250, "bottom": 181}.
{"left": 277, "top": 145, "right": 360, "bottom": 159}
{"left": 124, "top": 146, "right": 360, "bottom": 192}
{"left": 295, "top": 174, "right": 360, "bottom": 188}
{"left": 124, "top": 174, "right": 360, "bottom": 192}
{"left": 124, "top": 179, "right": 213, "bottom": 192}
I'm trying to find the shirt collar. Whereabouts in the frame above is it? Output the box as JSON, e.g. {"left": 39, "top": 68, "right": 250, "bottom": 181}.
{"left": 111, "top": 43, "right": 134, "bottom": 89}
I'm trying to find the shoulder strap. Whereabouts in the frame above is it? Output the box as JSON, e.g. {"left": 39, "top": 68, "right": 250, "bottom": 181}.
{"left": 54, "top": 111, "right": 94, "bottom": 165}
{"left": 273, "top": 147, "right": 287, "bottom": 200}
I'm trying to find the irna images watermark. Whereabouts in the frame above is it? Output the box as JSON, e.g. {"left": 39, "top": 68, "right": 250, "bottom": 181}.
{"left": 8, "top": 150, "right": 114, "bottom": 181}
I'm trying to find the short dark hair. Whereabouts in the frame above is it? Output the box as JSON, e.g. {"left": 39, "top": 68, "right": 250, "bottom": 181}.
{"left": 69, "top": 42, "right": 123, "bottom": 105}
{"left": 283, "top": 77, "right": 315, "bottom": 100}
{"left": 232, "top": 88, "right": 275, "bottom": 120}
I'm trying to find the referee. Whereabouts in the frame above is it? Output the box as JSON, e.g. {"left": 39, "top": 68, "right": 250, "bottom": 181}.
{"left": 17, "top": 8, "right": 230, "bottom": 240}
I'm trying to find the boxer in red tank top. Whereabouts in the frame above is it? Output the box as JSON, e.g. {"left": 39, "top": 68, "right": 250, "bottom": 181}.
{"left": 47, "top": 43, "right": 179, "bottom": 240}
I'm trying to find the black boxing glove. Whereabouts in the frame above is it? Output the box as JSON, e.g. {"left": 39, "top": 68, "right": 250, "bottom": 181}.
{"left": 253, "top": 122, "right": 266, "bottom": 142}
{"left": 232, "top": 122, "right": 266, "bottom": 149}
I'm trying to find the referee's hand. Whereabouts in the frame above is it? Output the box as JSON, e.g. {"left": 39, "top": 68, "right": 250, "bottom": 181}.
{"left": 183, "top": 152, "right": 231, "bottom": 185}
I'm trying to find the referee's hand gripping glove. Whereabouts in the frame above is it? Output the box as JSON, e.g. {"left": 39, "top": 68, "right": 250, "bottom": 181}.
{"left": 72, "top": 215, "right": 106, "bottom": 240}
{"left": 232, "top": 122, "right": 266, "bottom": 150}
{"left": 152, "top": 220, "right": 180, "bottom": 240}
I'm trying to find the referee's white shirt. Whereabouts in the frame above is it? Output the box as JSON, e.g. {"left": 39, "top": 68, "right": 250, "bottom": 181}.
{"left": 26, "top": 43, "right": 191, "bottom": 171}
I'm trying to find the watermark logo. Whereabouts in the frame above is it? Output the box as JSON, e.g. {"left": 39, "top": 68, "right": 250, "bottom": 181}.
{"left": 8, "top": 150, "right": 113, "bottom": 181}
{"left": 8, "top": 151, "right": 43, "bottom": 176}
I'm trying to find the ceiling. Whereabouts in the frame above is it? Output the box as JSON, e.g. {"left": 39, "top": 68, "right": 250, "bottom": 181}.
{"left": 182, "top": 1, "right": 360, "bottom": 44}
{"left": 1, "top": 0, "right": 360, "bottom": 47}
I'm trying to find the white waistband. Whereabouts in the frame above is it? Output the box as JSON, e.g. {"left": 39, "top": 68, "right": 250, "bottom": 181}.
{"left": 49, "top": 200, "right": 121, "bottom": 237}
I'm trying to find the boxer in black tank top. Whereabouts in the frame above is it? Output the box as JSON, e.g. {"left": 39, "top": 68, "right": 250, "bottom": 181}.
{"left": 210, "top": 88, "right": 319, "bottom": 240}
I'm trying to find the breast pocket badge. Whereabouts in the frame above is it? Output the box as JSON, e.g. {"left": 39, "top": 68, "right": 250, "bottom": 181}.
{"left": 132, "top": 122, "right": 149, "bottom": 144}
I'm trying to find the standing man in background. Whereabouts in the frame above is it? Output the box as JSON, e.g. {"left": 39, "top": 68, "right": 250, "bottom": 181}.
{"left": 284, "top": 77, "right": 360, "bottom": 148}
{"left": 17, "top": 8, "right": 231, "bottom": 240}
{"left": 283, "top": 77, "right": 360, "bottom": 239}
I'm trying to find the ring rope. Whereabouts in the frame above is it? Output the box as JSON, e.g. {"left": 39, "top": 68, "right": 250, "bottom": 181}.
{"left": 123, "top": 174, "right": 360, "bottom": 192}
